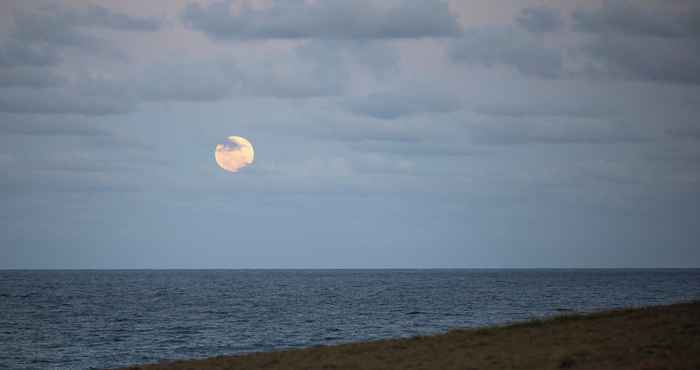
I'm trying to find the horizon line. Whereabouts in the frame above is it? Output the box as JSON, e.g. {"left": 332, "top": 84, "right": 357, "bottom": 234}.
{"left": 2, "top": 267, "right": 700, "bottom": 271}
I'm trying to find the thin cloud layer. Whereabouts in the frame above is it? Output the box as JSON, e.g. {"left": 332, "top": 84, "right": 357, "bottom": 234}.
{"left": 12, "top": 3, "right": 161, "bottom": 51}
{"left": 0, "top": 67, "right": 64, "bottom": 88}
{"left": 344, "top": 90, "right": 462, "bottom": 119}
{"left": 581, "top": 36, "right": 700, "bottom": 85}
{"left": 0, "top": 117, "right": 111, "bottom": 137}
{"left": 572, "top": 0, "right": 700, "bottom": 84}
{"left": 449, "top": 29, "right": 564, "bottom": 78}
{"left": 181, "top": 0, "right": 461, "bottom": 40}
{"left": 0, "top": 87, "right": 133, "bottom": 115}
{"left": 516, "top": 6, "right": 562, "bottom": 33}
{"left": 572, "top": 1, "right": 700, "bottom": 39}
{"left": 0, "top": 41, "right": 60, "bottom": 68}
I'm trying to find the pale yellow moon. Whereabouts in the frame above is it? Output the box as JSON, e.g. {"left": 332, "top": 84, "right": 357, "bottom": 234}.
{"left": 215, "top": 136, "right": 254, "bottom": 173}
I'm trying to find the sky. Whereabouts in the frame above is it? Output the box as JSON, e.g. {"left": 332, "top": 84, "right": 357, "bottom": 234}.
{"left": 1, "top": 0, "right": 699, "bottom": 269}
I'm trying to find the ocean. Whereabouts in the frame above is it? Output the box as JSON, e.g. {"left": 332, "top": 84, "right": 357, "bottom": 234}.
{"left": 1, "top": 269, "right": 699, "bottom": 369}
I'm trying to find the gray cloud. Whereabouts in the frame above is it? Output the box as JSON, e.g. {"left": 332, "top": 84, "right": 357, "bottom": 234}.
{"left": 0, "top": 67, "right": 64, "bottom": 88}
{"left": 344, "top": 90, "right": 462, "bottom": 119}
{"left": 1, "top": 47, "right": 344, "bottom": 117}
{"left": 239, "top": 39, "right": 400, "bottom": 98}
{"left": 13, "top": 10, "right": 97, "bottom": 49}
{"left": 238, "top": 62, "right": 342, "bottom": 98}
{"left": 181, "top": 0, "right": 461, "bottom": 40}
{"left": 74, "top": 5, "right": 161, "bottom": 31}
{"left": 0, "top": 87, "right": 133, "bottom": 115}
{"left": 297, "top": 39, "right": 400, "bottom": 82}
{"left": 134, "top": 50, "right": 345, "bottom": 101}
{"left": 474, "top": 98, "right": 618, "bottom": 119}
{"left": 449, "top": 2, "right": 700, "bottom": 84}
{"left": 352, "top": 140, "right": 482, "bottom": 157}
{"left": 0, "top": 171, "right": 143, "bottom": 194}
{"left": 468, "top": 117, "right": 651, "bottom": 145}
{"left": 0, "top": 41, "right": 59, "bottom": 68}
{"left": 3, "top": 1, "right": 161, "bottom": 64}
{"left": 0, "top": 116, "right": 111, "bottom": 136}
{"left": 516, "top": 6, "right": 563, "bottom": 33}
{"left": 569, "top": 1, "right": 700, "bottom": 84}
{"left": 666, "top": 126, "right": 700, "bottom": 140}
{"left": 573, "top": 1, "right": 700, "bottom": 39}
{"left": 136, "top": 60, "right": 235, "bottom": 102}
{"left": 582, "top": 36, "right": 700, "bottom": 85}
{"left": 14, "top": 3, "right": 161, "bottom": 47}
{"left": 3, "top": 156, "right": 155, "bottom": 175}
{"left": 337, "top": 41, "right": 399, "bottom": 79}
{"left": 236, "top": 45, "right": 346, "bottom": 98}
{"left": 449, "top": 29, "right": 564, "bottom": 78}
{"left": 314, "top": 120, "right": 425, "bottom": 143}
{"left": 0, "top": 2, "right": 163, "bottom": 117}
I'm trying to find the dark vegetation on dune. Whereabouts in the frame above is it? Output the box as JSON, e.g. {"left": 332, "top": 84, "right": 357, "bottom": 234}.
{"left": 116, "top": 301, "right": 700, "bottom": 370}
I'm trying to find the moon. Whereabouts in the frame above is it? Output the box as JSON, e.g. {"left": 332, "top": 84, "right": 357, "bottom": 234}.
{"left": 215, "top": 136, "right": 255, "bottom": 173}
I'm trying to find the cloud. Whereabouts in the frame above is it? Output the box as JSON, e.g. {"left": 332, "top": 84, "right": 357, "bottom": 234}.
{"left": 449, "top": 29, "right": 564, "bottom": 78}
{"left": 235, "top": 39, "right": 399, "bottom": 98}
{"left": 473, "top": 98, "right": 618, "bottom": 118}
{"left": 135, "top": 54, "right": 341, "bottom": 101}
{"left": 0, "top": 87, "right": 133, "bottom": 115}
{"left": 467, "top": 117, "right": 650, "bottom": 145}
{"left": 516, "top": 6, "right": 562, "bottom": 33}
{"left": 136, "top": 60, "right": 236, "bottom": 102}
{"left": 568, "top": 1, "right": 700, "bottom": 84}
{"left": 337, "top": 41, "right": 399, "bottom": 79}
{"left": 581, "top": 36, "right": 700, "bottom": 85}
{"left": 0, "top": 67, "right": 64, "bottom": 88}
{"left": 236, "top": 56, "right": 342, "bottom": 98}
{"left": 73, "top": 5, "right": 161, "bottom": 32}
{"left": 13, "top": 3, "right": 161, "bottom": 46}
{"left": 317, "top": 120, "right": 425, "bottom": 143}
{"left": 282, "top": 113, "right": 429, "bottom": 144}
{"left": 181, "top": 0, "right": 461, "bottom": 40}
{"left": 573, "top": 1, "right": 700, "bottom": 39}
{"left": 351, "top": 140, "right": 481, "bottom": 157}
{"left": 1, "top": 46, "right": 346, "bottom": 117}
{"left": 448, "top": 2, "right": 700, "bottom": 84}
{"left": 666, "top": 126, "right": 700, "bottom": 140}
{"left": 341, "top": 154, "right": 416, "bottom": 175}
{"left": 3, "top": 156, "right": 157, "bottom": 174}
{"left": 0, "top": 116, "right": 111, "bottom": 136}
{"left": 234, "top": 45, "right": 346, "bottom": 98}
{"left": 0, "top": 2, "right": 164, "bottom": 116}
{"left": 4, "top": 2, "right": 161, "bottom": 62}
{"left": 0, "top": 174, "right": 143, "bottom": 194}
{"left": 297, "top": 39, "right": 400, "bottom": 81}
{"left": 13, "top": 8, "right": 99, "bottom": 49}
{"left": 0, "top": 41, "right": 60, "bottom": 68}
{"left": 344, "top": 90, "right": 462, "bottom": 119}
{"left": 0, "top": 154, "right": 151, "bottom": 193}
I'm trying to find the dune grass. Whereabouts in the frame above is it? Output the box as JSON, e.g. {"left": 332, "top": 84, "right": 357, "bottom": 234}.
{"left": 115, "top": 301, "right": 700, "bottom": 370}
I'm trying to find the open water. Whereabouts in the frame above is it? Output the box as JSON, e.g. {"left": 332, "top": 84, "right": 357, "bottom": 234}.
{"left": 1, "top": 269, "right": 699, "bottom": 369}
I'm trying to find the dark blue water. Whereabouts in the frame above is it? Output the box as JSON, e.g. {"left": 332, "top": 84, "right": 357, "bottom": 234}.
{"left": 1, "top": 269, "right": 699, "bottom": 369}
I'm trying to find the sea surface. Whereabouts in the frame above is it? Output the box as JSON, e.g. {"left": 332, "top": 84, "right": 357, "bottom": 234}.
{"left": 1, "top": 269, "right": 699, "bottom": 369}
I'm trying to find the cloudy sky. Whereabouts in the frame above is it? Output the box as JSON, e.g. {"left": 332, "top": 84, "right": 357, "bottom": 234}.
{"left": 1, "top": 0, "right": 699, "bottom": 268}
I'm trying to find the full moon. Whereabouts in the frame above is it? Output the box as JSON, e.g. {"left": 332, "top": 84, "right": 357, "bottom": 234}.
{"left": 214, "top": 136, "right": 255, "bottom": 173}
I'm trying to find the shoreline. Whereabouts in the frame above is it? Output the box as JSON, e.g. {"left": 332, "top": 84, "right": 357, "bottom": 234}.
{"left": 114, "top": 300, "right": 700, "bottom": 370}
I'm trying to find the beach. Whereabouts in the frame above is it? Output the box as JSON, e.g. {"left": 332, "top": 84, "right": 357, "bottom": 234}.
{"left": 115, "top": 301, "right": 700, "bottom": 370}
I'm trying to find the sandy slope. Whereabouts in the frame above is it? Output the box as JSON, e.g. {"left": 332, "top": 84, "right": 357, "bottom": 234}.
{"left": 115, "top": 301, "right": 700, "bottom": 370}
